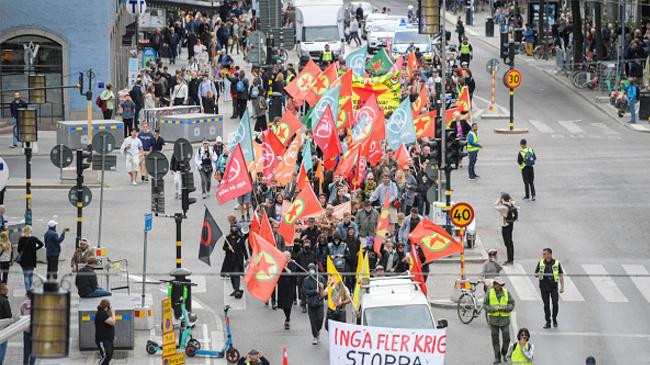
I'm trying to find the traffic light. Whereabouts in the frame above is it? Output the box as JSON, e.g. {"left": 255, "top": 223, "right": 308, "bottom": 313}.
{"left": 445, "top": 129, "right": 457, "bottom": 169}
{"left": 78, "top": 72, "right": 84, "bottom": 96}
{"left": 180, "top": 167, "right": 196, "bottom": 214}
{"left": 77, "top": 146, "right": 92, "bottom": 174}
{"left": 456, "top": 138, "right": 468, "bottom": 168}
{"left": 430, "top": 138, "right": 441, "bottom": 167}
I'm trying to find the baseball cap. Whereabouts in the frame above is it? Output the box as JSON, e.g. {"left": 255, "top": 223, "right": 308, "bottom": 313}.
{"left": 493, "top": 277, "right": 506, "bottom": 286}
{"left": 47, "top": 220, "right": 57, "bottom": 228}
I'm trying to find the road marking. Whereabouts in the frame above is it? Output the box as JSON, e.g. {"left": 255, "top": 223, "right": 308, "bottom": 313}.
{"left": 223, "top": 280, "right": 247, "bottom": 310}
{"left": 503, "top": 263, "right": 541, "bottom": 301}
{"left": 622, "top": 264, "right": 650, "bottom": 303}
{"left": 558, "top": 120, "right": 585, "bottom": 134}
{"left": 582, "top": 264, "right": 629, "bottom": 303}
{"left": 559, "top": 269, "right": 585, "bottom": 302}
{"left": 529, "top": 331, "right": 650, "bottom": 339}
{"left": 551, "top": 134, "right": 565, "bottom": 139}
{"left": 591, "top": 122, "right": 619, "bottom": 135}
{"left": 193, "top": 275, "right": 206, "bottom": 293}
{"left": 510, "top": 311, "right": 519, "bottom": 337}
{"left": 529, "top": 120, "right": 555, "bottom": 133}
{"left": 201, "top": 323, "right": 210, "bottom": 365}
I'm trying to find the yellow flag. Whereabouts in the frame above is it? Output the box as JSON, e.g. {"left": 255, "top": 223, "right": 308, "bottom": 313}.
{"left": 352, "top": 245, "right": 370, "bottom": 310}
{"left": 327, "top": 256, "right": 343, "bottom": 311}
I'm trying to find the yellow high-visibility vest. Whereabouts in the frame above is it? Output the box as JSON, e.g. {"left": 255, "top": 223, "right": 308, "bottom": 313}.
{"left": 487, "top": 288, "right": 510, "bottom": 317}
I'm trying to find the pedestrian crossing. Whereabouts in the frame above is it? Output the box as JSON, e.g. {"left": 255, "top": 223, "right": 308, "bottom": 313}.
{"left": 502, "top": 261, "right": 650, "bottom": 305}
{"left": 527, "top": 119, "right": 622, "bottom": 139}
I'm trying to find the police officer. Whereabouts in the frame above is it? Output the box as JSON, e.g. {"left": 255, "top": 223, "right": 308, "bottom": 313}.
{"left": 321, "top": 44, "right": 334, "bottom": 66}
{"left": 467, "top": 123, "right": 482, "bottom": 180}
{"left": 518, "top": 139, "right": 536, "bottom": 201}
{"left": 534, "top": 248, "right": 564, "bottom": 328}
{"left": 483, "top": 277, "right": 515, "bottom": 364}
{"left": 459, "top": 37, "right": 473, "bottom": 67}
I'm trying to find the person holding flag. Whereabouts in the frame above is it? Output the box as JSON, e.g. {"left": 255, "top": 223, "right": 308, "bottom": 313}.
{"left": 325, "top": 256, "right": 351, "bottom": 332}
{"left": 302, "top": 263, "right": 327, "bottom": 345}
{"left": 220, "top": 223, "right": 248, "bottom": 299}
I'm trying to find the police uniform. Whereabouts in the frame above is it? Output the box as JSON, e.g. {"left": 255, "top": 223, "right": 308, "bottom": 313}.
{"left": 535, "top": 258, "right": 563, "bottom": 326}
{"left": 483, "top": 284, "right": 515, "bottom": 363}
{"left": 517, "top": 146, "right": 536, "bottom": 199}
{"left": 459, "top": 41, "right": 473, "bottom": 66}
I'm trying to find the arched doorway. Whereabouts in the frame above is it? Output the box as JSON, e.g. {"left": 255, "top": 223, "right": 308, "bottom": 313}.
{"left": 1, "top": 33, "right": 65, "bottom": 127}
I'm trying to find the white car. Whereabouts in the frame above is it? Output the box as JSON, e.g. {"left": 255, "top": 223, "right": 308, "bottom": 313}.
{"left": 360, "top": 276, "right": 448, "bottom": 330}
{"left": 364, "top": 13, "right": 403, "bottom": 35}
{"left": 392, "top": 26, "right": 436, "bottom": 61}
{"left": 366, "top": 20, "right": 398, "bottom": 53}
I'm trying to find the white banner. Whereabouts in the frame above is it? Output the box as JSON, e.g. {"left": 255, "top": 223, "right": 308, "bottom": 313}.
{"left": 328, "top": 321, "right": 446, "bottom": 365}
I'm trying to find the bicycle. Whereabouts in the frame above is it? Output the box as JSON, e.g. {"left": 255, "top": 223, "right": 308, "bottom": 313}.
{"left": 456, "top": 279, "right": 485, "bottom": 324}
{"left": 533, "top": 40, "right": 555, "bottom": 61}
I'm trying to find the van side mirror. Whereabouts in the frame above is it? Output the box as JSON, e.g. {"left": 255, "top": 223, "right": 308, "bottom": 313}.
{"left": 437, "top": 318, "right": 448, "bottom": 329}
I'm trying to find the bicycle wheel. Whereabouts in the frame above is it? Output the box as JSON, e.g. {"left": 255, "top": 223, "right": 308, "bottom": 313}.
{"left": 457, "top": 292, "right": 477, "bottom": 324}
{"left": 572, "top": 71, "right": 588, "bottom": 89}
{"left": 533, "top": 46, "right": 544, "bottom": 60}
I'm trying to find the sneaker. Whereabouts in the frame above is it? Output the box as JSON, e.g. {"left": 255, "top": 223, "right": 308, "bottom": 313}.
{"left": 493, "top": 358, "right": 501, "bottom": 364}
{"left": 531, "top": 196, "right": 536, "bottom": 201}
{"left": 553, "top": 320, "right": 558, "bottom": 328}
{"left": 618, "top": 111, "right": 624, "bottom": 118}
{"left": 468, "top": 177, "right": 476, "bottom": 181}
{"left": 284, "top": 321, "right": 290, "bottom": 330}
{"left": 9, "top": 145, "right": 17, "bottom": 148}
{"left": 141, "top": 176, "right": 145, "bottom": 181}
{"left": 523, "top": 196, "right": 530, "bottom": 200}
{"left": 543, "top": 322, "right": 551, "bottom": 329}
{"left": 312, "top": 337, "right": 318, "bottom": 345}
{"left": 132, "top": 181, "right": 137, "bottom": 185}
{"left": 229, "top": 290, "right": 237, "bottom": 297}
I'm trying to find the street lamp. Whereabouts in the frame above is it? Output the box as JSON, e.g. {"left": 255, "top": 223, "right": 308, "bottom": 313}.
{"left": 17, "top": 108, "right": 38, "bottom": 226}
{"left": 28, "top": 75, "right": 46, "bottom": 104}
{"left": 31, "top": 281, "right": 71, "bottom": 358}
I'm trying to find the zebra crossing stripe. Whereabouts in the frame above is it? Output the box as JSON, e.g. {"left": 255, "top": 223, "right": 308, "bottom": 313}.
{"left": 591, "top": 122, "right": 620, "bottom": 135}
{"left": 558, "top": 120, "right": 585, "bottom": 134}
{"left": 582, "top": 264, "right": 629, "bottom": 303}
{"left": 529, "top": 120, "right": 555, "bottom": 133}
{"left": 622, "top": 264, "right": 650, "bottom": 303}
{"left": 503, "top": 263, "right": 541, "bottom": 301}
{"left": 559, "top": 269, "right": 585, "bottom": 302}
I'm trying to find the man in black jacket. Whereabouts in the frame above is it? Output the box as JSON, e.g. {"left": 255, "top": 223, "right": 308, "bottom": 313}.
{"left": 9, "top": 92, "right": 27, "bottom": 148}
{"left": 129, "top": 80, "right": 144, "bottom": 128}
{"left": 236, "top": 70, "right": 249, "bottom": 118}
{"left": 188, "top": 72, "right": 201, "bottom": 106}
{"left": 295, "top": 240, "right": 318, "bottom": 312}
{"left": 75, "top": 258, "right": 111, "bottom": 298}
{"left": 303, "top": 263, "right": 326, "bottom": 345}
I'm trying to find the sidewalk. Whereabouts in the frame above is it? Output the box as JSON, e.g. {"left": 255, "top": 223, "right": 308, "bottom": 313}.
{"left": 446, "top": 9, "right": 650, "bottom": 133}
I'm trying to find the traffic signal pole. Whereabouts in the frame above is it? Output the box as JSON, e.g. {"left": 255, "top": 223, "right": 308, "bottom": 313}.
{"left": 75, "top": 150, "right": 84, "bottom": 248}
{"left": 439, "top": 0, "right": 448, "bottom": 205}
{"left": 175, "top": 213, "right": 183, "bottom": 269}
{"left": 24, "top": 142, "right": 32, "bottom": 226}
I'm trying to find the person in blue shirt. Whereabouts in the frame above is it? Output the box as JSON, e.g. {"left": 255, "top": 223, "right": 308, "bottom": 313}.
{"left": 44, "top": 220, "right": 68, "bottom": 281}
{"left": 625, "top": 78, "right": 638, "bottom": 124}
{"left": 138, "top": 122, "right": 155, "bottom": 182}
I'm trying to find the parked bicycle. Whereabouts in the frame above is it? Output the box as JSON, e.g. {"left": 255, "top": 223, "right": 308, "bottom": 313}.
{"left": 533, "top": 40, "right": 555, "bottom": 60}
{"left": 457, "top": 279, "right": 485, "bottom": 324}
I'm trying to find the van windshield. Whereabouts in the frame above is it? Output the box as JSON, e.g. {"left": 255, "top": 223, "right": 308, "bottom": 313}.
{"left": 394, "top": 31, "right": 430, "bottom": 44}
{"left": 304, "top": 26, "right": 340, "bottom": 42}
{"left": 363, "top": 304, "right": 434, "bottom": 329}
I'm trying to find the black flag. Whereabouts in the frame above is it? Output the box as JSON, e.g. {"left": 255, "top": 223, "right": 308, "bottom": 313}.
{"left": 199, "top": 207, "right": 222, "bottom": 266}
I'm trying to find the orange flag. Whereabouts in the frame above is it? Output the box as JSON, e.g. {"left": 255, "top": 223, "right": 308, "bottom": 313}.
{"left": 408, "top": 219, "right": 464, "bottom": 263}
{"left": 274, "top": 133, "right": 302, "bottom": 186}
{"left": 335, "top": 142, "right": 360, "bottom": 178}
{"left": 394, "top": 144, "right": 410, "bottom": 170}
{"left": 407, "top": 51, "right": 419, "bottom": 79}
{"left": 455, "top": 85, "right": 471, "bottom": 113}
{"left": 244, "top": 232, "right": 288, "bottom": 302}
{"left": 373, "top": 193, "right": 391, "bottom": 255}
{"left": 412, "top": 84, "right": 428, "bottom": 116}
{"left": 305, "top": 62, "right": 338, "bottom": 106}
{"left": 336, "top": 70, "right": 354, "bottom": 131}
{"left": 259, "top": 209, "right": 276, "bottom": 246}
{"left": 314, "top": 159, "right": 325, "bottom": 193}
{"left": 284, "top": 59, "right": 321, "bottom": 103}
{"left": 273, "top": 111, "right": 303, "bottom": 146}
{"left": 278, "top": 184, "right": 324, "bottom": 244}
{"left": 297, "top": 162, "right": 310, "bottom": 191}
{"left": 414, "top": 111, "right": 437, "bottom": 138}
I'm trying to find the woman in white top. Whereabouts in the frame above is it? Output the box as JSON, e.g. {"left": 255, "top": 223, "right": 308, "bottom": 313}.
{"left": 144, "top": 85, "right": 157, "bottom": 109}
{"left": 171, "top": 78, "right": 188, "bottom": 106}
{"left": 0, "top": 232, "right": 11, "bottom": 284}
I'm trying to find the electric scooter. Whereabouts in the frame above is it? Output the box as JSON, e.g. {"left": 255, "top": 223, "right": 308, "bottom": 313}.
{"left": 146, "top": 281, "right": 201, "bottom": 355}
{"left": 185, "top": 305, "right": 240, "bottom": 363}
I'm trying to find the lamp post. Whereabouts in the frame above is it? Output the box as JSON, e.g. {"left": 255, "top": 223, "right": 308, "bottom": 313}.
{"left": 17, "top": 108, "right": 38, "bottom": 226}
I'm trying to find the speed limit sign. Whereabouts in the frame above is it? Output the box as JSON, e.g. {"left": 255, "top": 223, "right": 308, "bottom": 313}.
{"left": 503, "top": 69, "right": 522, "bottom": 89}
{"left": 450, "top": 202, "right": 474, "bottom": 228}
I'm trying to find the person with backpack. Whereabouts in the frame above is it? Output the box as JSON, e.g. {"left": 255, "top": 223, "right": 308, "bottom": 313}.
{"left": 235, "top": 70, "right": 250, "bottom": 119}
{"left": 517, "top": 139, "right": 536, "bottom": 201}
{"left": 495, "top": 193, "right": 517, "bottom": 266}
{"left": 249, "top": 77, "right": 267, "bottom": 131}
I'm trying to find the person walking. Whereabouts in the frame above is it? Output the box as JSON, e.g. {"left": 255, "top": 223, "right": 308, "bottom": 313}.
{"left": 467, "top": 122, "right": 482, "bottom": 181}
{"left": 480, "top": 249, "right": 503, "bottom": 292}
{"left": 277, "top": 251, "right": 297, "bottom": 330}
{"left": 44, "top": 220, "right": 68, "bottom": 280}
{"left": 94, "top": 299, "right": 116, "bottom": 365}
{"left": 534, "top": 248, "right": 564, "bottom": 328}
{"left": 194, "top": 139, "right": 217, "bottom": 199}
{"left": 495, "top": 193, "right": 517, "bottom": 265}
{"left": 483, "top": 277, "right": 515, "bottom": 364}
{"left": 119, "top": 94, "right": 136, "bottom": 138}
{"left": 303, "top": 263, "right": 327, "bottom": 345}
{"left": 235, "top": 70, "right": 250, "bottom": 119}
{"left": 0, "top": 232, "right": 11, "bottom": 284}
{"left": 9, "top": 91, "right": 28, "bottom": 148}
{"left": 120, "top": 128, "right": 144, "bottom": 185}
{"left": 17, "top": 226, "right": 43, "bottom": 291}
{"left": 518, "top": 139, "right": 536, "bottom": 201}
{"left": 459, "top": 37, "right": 473, "bottom": 67}
{"left": 625, "top": 78, "right": 638, "bottom": 124}
{"left": 0, "top": 284, "right": 11, "bottom": 364}
{"left": 506, "top": 327, "right": 534, "bottom": 364}
{"left": 99, "top": 84, "right": 115, "bottom": 119}
{"left": 221, "top": 224, "right": 248, "bottom": 299}
{"left": 20, "top": 295, "right": 35, "bottom": 365}
{"left": 170, "top": 78, "right": 188, "bottom": 106}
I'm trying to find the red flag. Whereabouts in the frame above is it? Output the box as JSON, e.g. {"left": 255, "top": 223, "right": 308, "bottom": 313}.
{"left": 408, "top": 219, "right": 464, "bottom": 263}
{"left": 278, "top": 184, "right": 324, "bottom": 244}
{"left": 335, "top": 143, "right": 360, "bottom": 178}
{"left": 455, "top": 86, "right": 471, "bottom": 113}
{"left": 273, "top": 111, "right": 303, "bottom": 146}
{"left": 373, "top": 193, "right": 391, "bottom": 256}
{"left": 244, "top": 232, "right": 288, "bottom": 302}
{"left": 284, "top": 59, "right": 321, "bottom": 103}
{"left": 216, "top": 144, "right": 253, "bottom": 204}
{"left": 361, "top": 127, "right": 384, "bottom": 166}
{"left": 305, "top": 63, "right": 338, "bottom": 106}
{"left": 351, "top": 155, "right": 366, "bottom": 190}
{"left": 371, "top": 112, "right": 386, "bottom": 141}
{"left": 261, "top": 130, "right": 283, "bottom": 179}
{"left": 354, "top": 94, "right": 380, "bottom": 127}
{"left": 410, "top": 243, "right": 428, "bottom": 296}
{"left": 407, "top": 51, "right": 419, "bottom": 79}
{"left": 250, "top": 212, "right": 261, "bottom": 235}
{"left": 412, "top": 84, "right": 428, "bottom": 116}
{"left": 297, "top": 162, "right": 309, "bottom": 191}
{"left": 390, "top": 55, "right": 404, "bottom": 73}
{"left": 414, "top": 111, "right": 437, "bottom": 138}
{"left": 337, "top": 70, "right": 354, "bottom": 131}
{"left": 259, "top": 209, "right": 276, "bottom": 246}
{"left": 394, "top": 144, "right": 410, "bottom": 170}
{"left": 312, "top": 105, "right": 337, "bottom": 151}
{"left": 283, "top": 346, "right": 289, "bottom": 365}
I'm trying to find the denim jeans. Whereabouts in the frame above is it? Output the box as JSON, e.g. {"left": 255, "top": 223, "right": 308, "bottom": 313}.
{"left": 629, "top": 99, "right": 637, "bottom": 123}
{"left": 0, "top": 341, "right": 7, "bottom": 365}
{"left": 468, "top": 151, "right": 478, "bottom": 178}
{"left": 84, "top": 288, "right": 112, "bottom": 298}
{"left": 22, "top": 267, "right": 34, "bottom": 291}
{"left": 11, "top": 117, "right": 19, "bottom": 146}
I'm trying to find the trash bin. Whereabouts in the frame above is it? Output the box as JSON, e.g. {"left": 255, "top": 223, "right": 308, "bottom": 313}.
{"left": 639, "top": 89, "right": 650, "bottom": 121}
{"left": 466, "top": 8, "right": 472, "bottom": 26}
{"left": 485, "top": 18, "right": 494, "bottom": 37}
{"left": 78, "top": 294, "right": 136, "bottom": 350}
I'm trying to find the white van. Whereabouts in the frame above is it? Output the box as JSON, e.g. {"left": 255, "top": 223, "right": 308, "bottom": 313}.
{"left": 360, "top": 276, "right": 448, "bottom": 330}
{"left": 294, "top": 0, "right": 346, "bottom": 63}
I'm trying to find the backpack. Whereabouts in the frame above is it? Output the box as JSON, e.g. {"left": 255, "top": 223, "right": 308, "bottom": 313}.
{"left": 505, "top": 204, "right": 518, "bottom": 224}
{"left": 523, "top": 149, "right": 535, "bottom": 167}
{"left": 250, "top": 85, "right": 260, "bottom": 99}
{"left": 95, "top": 96, "right": 103, "bottom": 108}
{"left": 236, "top": 80, "right": 245, "bottom": 93}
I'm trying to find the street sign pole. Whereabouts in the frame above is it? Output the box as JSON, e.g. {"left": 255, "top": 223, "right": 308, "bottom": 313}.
{"left": 489, "top": 69, "right": 497, "bottom": 112}
{"left": 459, "top": 227, "right": 465, "bottom": 283}
{"left": 450, "top": 202, "right": 474, "bottom": 289}
{"left": 24, "top": 142, "right": 32, "bottom": 226}
{"left": 142, "top": 212, "right": 152, "bottom": 308}
{"left": 509, "top": 86, "right": 514, "bottom": 131}
{"left": 97, "top": 135, "right": 106, "bottom": 247}
{"left": 76, "top": 150, "right": 84, "bottom": 247}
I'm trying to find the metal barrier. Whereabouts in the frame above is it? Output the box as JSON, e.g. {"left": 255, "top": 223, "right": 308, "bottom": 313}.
{"left": 100, "top": 258, "right": 131, "bottom": 294}
{"left": 142, "top": 105, "right": 202, "bottom": 130}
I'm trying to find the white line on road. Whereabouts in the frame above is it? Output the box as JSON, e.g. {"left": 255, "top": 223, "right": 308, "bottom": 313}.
{"left": 591, "top": 122, "right": 620, "bottom": 135}
{"left": 581, "top": 264, "right": 629, "bottom": 303}
{"left": 558, "top": 120, "right": 585, "bottom": 134}
{"left": 622, "top": 264, "right": 650, "bottom": 303}
{"left": 529, "top": 120, "right": 555, "bottom": 133}
{"left": 201, "top": 323, "right": 211, "bottom": 365}
{"left": 510, "top": 311, "right": 519, "bottom": 337}
{"left": 193, "top": 275, "right": 206, "bottom": 293}
{"left": 503, "top": 263, "right": 541, "bottom": 301}
{"left": 559, "top": 269, "right": 585, "bottom": 302}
